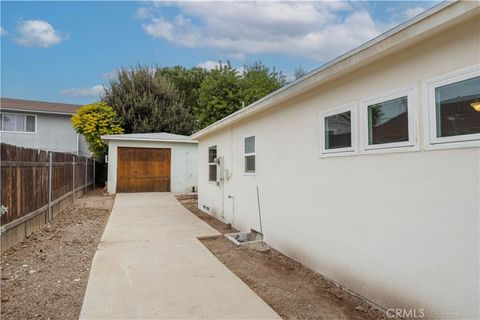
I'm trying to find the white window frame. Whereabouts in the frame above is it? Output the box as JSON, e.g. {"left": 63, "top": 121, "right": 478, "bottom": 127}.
{"left": 208, "top": 145, "right": 218, "bottom": 183}
{"left": 360, "top": 87, "right": 417, "bottom": 152}
{"left": 423, "top": 65, "right": 480, "bottom": 149}
{"left": 0, "top": 112, "right": 37, "bottom": 134}
{"left": 244, "top": 135, "right": 256, "bottom": 175}
{"left": 319, "top": 103, "right": 357, "bottom": 157}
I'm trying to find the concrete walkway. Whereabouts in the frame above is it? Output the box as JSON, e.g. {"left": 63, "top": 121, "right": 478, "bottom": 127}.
{"left": 80, "top": 193, "right": 279, "bottom": 319}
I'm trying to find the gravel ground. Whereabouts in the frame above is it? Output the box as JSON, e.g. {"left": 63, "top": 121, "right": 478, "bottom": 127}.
{"left": 176, "top": 195, "right": 387, "bottom": 320}
{"left": 0, "top": 189, "right": 114, "bottom": 320}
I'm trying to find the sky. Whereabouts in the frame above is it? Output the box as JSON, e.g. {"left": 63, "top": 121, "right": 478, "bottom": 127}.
{"left": 1, "top": 1, "right": 440, "bottom": 105}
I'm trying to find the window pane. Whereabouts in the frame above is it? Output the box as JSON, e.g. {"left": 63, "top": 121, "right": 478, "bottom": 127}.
{"left": 245, "top": 136, "right": 255, "bottom": 154}
{"left": 209, "top": 164, "right": 217, "bottom": 181}
{"left": 208, "top": 146, "right": 217, "bottom": 163}
{"left": 2, "top": 114, "right": 15, "bottom": 131}
{"left": 26, "top": 116, "right": 35, "bottom": 132}
{"left": 325, "top": 111, "right": 351, "bottom": 149}
{"left": 435, "top": 76, "right": 480, "bottom": 137}
{"left": 368, "top": 96, "right": 408, "bottom": 145}
{"left": 245, "top": 155, "right": 255, "bottom": 173}
{"left": 15, "top": 115, "right": 25, "bottom": 132}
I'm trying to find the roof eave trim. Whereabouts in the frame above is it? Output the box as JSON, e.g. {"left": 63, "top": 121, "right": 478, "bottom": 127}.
{"left": 100, "top": 136, "right": 198, "bottom": 144}
{"left": 0, "top": 107, "right": 75, "bottom": 116}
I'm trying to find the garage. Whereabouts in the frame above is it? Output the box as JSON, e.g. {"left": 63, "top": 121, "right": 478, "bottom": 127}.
{"left": 117, "top": 147, "right": 171, "bottom": 192}
{"left": 101, "top": 132, "right": 198, "bottom": 194}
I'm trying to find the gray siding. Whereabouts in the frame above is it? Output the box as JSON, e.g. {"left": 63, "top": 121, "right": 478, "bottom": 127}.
{"left": 0, "top": 111, "right": 89, "bottom": 155}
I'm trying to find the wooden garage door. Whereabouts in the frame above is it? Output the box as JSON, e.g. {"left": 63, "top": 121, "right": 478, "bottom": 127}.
{"left": 117, "top": 147, "right": 171, "bottom": 193}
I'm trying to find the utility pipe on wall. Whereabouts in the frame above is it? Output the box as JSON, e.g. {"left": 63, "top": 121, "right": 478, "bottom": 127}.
{"left": 76, "top": 133, "right": 79, "bottom": 155}
{"left": 228, "top": 194, "right": 235, "bottom": 228}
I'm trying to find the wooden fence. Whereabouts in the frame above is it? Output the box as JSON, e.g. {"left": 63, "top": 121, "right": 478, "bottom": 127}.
{"left": 1, "top": 143, "right": 94, "bottom": 250}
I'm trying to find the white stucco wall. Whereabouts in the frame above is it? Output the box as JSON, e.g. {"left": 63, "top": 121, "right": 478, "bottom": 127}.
{"left": 0, "top": 111, "right": 89, "bottom": 156}
{"left": 197, "top": 14, "right": 479, "bottom": 319}
{"left": 106, "top": 140, "right": 198, "bottom": 194}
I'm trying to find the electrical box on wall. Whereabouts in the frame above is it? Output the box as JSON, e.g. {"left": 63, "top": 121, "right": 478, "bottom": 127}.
{"left": 216, "top": 156, "right": 225, "bottom": 180}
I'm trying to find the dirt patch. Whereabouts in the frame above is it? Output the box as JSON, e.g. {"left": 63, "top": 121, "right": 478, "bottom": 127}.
{"left": 177, "top": 195, "right": 387, "bottom": 320}
{"left": 176, "top": 194, "right": 237, "bottom": 234}
{"left": 1, "top": 189, "right": 114, "bottom": 320}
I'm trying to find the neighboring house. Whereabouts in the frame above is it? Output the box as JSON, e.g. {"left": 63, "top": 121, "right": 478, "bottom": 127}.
{"left": 192, "top": 2, "right": 479, "bottom": 319}
{"left": 101, "top": 133, "right": 197, "bottom": 194}
{"left": 0, "top": 97, "right": 89, "bottom": 155}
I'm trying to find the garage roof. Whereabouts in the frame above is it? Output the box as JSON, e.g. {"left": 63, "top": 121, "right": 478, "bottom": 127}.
{"left": 101, "top": 132, "right": 197, "bottom": 144}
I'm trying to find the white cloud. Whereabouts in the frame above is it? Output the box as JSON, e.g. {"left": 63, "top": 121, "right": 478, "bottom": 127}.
{"left": 140, "top": 2, "right": 389, "bottom": 61}
{"left": 196, "top": 60, "right": 222, "bottom": 71}
{"left": 404, "top": 6, "right": 427, "bottom": 19}
{"left": 135, "top": 7, "right": 152, "bottom": 20}
{"left": 102, "top": 70, "right": 118, "bottom": 81}
{"left": 143, "top": 18, "right": 175, "bottom": 41}
{"left": 60, "top": 85, "right": 104, "bottom": 98}
{"left": 197, "top": 60, "right": 245, "bottom": 75}
{"left": 15, "top": 20, "right": 63, "bottom": 48}
{"left": 0, "top": 27, "right": 7, "bottom": 37}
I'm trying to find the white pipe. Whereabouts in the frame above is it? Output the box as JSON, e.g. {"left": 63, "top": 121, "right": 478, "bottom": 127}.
{"left": 228, "top": 195, "right": 235, "bottom": 228}
{"left": 76, "top": 133, "right": 79, "bottom": 155}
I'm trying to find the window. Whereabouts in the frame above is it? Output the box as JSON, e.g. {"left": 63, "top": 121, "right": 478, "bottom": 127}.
{"left": 362, "top": 88, "right": 416, "bottom": 150}
{"left": 208, "top": 146, "right": 217, "bottom": 182}
{"left": 244, "top": 136, "right": 255, "bottom": 173}
{"left": 426, "top": 67, "right": 480, "bottom": 145}
{"left": 0, "top": 113, "right": 36, "bottom": 133}
{"left": 320, "top": 104, "right": 357, "bottom": 155}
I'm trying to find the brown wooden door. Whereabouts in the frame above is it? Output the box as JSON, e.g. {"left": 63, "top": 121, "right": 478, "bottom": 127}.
{"left": 116, "top": 147, "right": 171, "bottom": 193}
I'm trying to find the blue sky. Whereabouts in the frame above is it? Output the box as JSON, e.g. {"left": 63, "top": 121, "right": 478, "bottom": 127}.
{"left": 1, "top": 1, "right": 439, "bottom": 105}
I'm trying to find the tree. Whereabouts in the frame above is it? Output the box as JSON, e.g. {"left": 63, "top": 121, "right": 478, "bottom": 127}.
{"left": 71, "top": 102, "right": 124, "bottom": 160}
{"left": 196, "top": 63, "right": 242, "bottom": 128}
{"left": 240, "top": 61, "right": 286, "bottom": 106}
{"left": 159, "top": 66, "right": 208, "bottom": 116}
{"left": 294, "top": 66, "right": 307, "bottom": 80}
{"left": 195, "top": 61, "right": 286, "bottom": 129}
{"left": 103, "top": 65, "right": 195, "bottom": 134}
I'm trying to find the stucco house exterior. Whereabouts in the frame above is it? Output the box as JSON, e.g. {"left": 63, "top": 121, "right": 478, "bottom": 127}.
{"left": 0, "top": 97, "right": 89, "bottom": 155}
{"left": 101, "top": 133, "right": 198, "bottom": 194}
{"left": 192, "top": 2, "right": 479, "bottom": 319}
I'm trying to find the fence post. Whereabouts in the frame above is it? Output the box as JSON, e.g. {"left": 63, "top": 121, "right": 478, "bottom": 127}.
{"left": 85, "top": 157, "right": 88, "bottom": 194}
{"left": 93, "top": 159, "right": 95, "bottom": 189}
{"left": 72, "top": 156, "right": 76, "bottom": 201}
{"left": 47, "top": 152, "right": 52, "bottom": 224}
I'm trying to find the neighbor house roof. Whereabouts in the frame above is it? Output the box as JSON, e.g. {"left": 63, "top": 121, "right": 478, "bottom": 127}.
{"left": 101, "top": 132, "right": 197, "bottom": 144}
{"left": 0, "top": 97, "right": 81, "bottom": 115}
{"left": 191, "top": 1, "right": 478, "bottom": 139}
